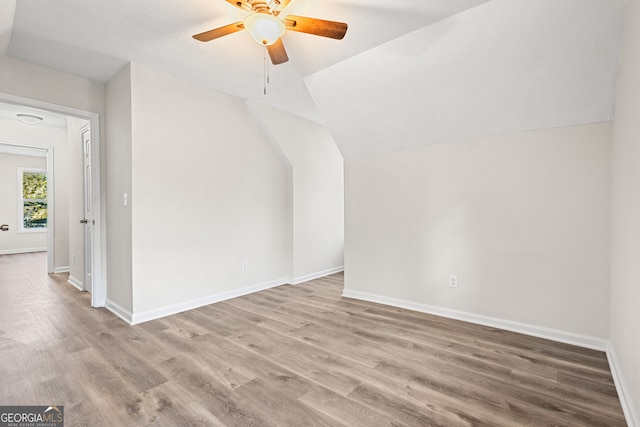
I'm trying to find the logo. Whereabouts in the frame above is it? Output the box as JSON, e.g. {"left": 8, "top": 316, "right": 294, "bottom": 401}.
{"left": 0, "top": 406, "right": 64, "bottom": 427}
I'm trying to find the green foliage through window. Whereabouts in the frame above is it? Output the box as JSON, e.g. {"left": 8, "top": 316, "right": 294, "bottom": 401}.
{"left": 21, "top": 170, "right": 47, "bottom": 229}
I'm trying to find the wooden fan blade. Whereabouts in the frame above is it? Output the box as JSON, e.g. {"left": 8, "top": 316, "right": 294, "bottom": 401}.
{"left": 193, "top": 22, "right": 244, "bottom": 42}
{"left": 284, "top": 15, "right": 348, "bottom": 40}
{"left": 266, "top": 38, "right": 289, "bottom": 65}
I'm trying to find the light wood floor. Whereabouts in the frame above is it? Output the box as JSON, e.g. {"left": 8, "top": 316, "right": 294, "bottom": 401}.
{"left": 0, "top": 253, "right": 627, "bottom": 426}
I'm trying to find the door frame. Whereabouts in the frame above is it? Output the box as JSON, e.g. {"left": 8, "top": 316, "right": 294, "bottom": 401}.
{"left": 0, "top": 92, "right": 105, "bottom": 308}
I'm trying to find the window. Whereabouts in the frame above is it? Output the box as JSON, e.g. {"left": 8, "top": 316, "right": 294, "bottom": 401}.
{"left": 19, "top": 168, "right": 47, "bottom": 232}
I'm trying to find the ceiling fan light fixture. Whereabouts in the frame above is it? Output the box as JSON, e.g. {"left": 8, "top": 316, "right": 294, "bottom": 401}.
{"left": 244, "top": 12, "right": 285, "bottom": 46}
{"left": 16, "top": 113, "right": 43, "bottom": 125}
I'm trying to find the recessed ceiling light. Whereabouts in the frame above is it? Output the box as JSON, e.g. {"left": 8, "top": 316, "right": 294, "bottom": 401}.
{"left": 16, "top": 113, "right": 44, "bottom": 125}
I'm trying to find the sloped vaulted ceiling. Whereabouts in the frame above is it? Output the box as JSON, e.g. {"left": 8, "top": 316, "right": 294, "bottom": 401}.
{"left": 0, "top": 0, "right": 16, "bottom": 56}
{"left": 1, "top": 0, "right": 627, "bottom": 150}
{"left": 305, "top": 0, "right": 627, "bottom": 159}
{"left": 2, "top": 0, "right": 489, "bottom": 124}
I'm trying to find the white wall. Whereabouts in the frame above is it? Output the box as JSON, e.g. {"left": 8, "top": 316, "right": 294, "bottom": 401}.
{"left": 610, "top": 0, "right": 640, "bottom": 423}
{"left": 129, "top": 64, "right": 291, "bottom": 316}
{"left": 103, "top": 62, "right": 341, "bottom": 319}
{"left": 105, "top": 64, "right": 133, "bottom": 312}
{"left": 250, "top": 103, "right": 344, "bottom": 281}
{"left": 0, "top": 117, "right": 70, "bottom": 269}
{"left": 0, "top": 57, "right": 104, "bottom": 115}
{"left": 0, "top": 153, "right": 46, "bottom": 253}
{"left": 344, "top": 123, "right": 612, "bottom": 342}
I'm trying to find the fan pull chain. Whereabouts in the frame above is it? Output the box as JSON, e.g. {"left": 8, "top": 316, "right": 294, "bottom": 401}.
{"left": 263, "top": 47, "right": 271, "bottom": 95}
{"left": 264, "top": 48, "right": 267, "bottom": 95}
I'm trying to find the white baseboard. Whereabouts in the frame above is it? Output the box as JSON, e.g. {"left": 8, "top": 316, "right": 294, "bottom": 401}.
{"left": 53, "top": 266, "right": 70, "bottom": 274}
{"left": 67, "top": 275, "right": 84, "bottom": 291}
{"left": 111, "top": 269, "right": 344, "bottom": 325}
{"left": 342, "top": 289, "right": 609, "bottom": 351}
{"left": 607, "top": 344, "right": 638, "bottom": 427}
{"left": 291, "top": 266, "right": 344, "bottom": 285}
{"left": 106, "top": 299, "right": 133, "bottom": 324}
{"left": 130, "top": 277, "right": 290, "bottom": 325}
{"left": 0, "top": 247, "right": 47, "bottom": 255}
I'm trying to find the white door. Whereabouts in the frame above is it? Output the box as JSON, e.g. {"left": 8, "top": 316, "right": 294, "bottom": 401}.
{"left": 81, "top": 126, "right": 93, "bottom": 294}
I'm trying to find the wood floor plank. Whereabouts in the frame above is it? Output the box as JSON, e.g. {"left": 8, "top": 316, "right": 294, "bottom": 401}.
{"left": 0, "top": 253, "right": 628, "bottom": 426}
{"left": 298, "top": 387, "right": 399, "bottom": 427}
{"left": 222, "top": 326, "right": 365, "bottom": 395}
{"left": 83, "top": 331, "right": 169, "bottom": 393}
{"left": 64, "top": 347, "right": 153, "bottom": 425}
{"left": 158, "top": 346, "right": 255, "bottom": 391}
{"left": 162, "top": 357, "right": 277, "bottom": 427}
{"left": 234, "top": 378, "right": 346, "bottom": 426}
{"left": 347, "top": 382, "right": 461, "bottom": 427}
{"left": 140, "top": 382, "right": 227, "bottom": 427}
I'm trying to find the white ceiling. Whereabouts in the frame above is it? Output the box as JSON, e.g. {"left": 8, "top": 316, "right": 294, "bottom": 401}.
{"left": 1, "top": 0, "right": 489, "bottom": 123}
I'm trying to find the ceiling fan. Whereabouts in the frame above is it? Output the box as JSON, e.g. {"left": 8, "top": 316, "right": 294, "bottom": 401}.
{"left": 193, "top": 0, "right": 348, "bottom": 65}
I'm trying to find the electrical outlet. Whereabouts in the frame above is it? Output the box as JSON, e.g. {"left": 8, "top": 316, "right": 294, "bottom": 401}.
{"left": 449, "top": 274, "right": 458, "bottom": 288}
{"left": 241, "top": 260, "right": 249, "bottom": 272}
{"left": 72, "top": 254, "right": 76, "bottom": 265}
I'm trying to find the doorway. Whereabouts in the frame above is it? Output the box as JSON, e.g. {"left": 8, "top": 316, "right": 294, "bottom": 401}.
{"left": 0, "top": 93, "right": 104, "bottom": 308}
{"left": 0, "top": 143, "right": 51, "bottom": 266}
